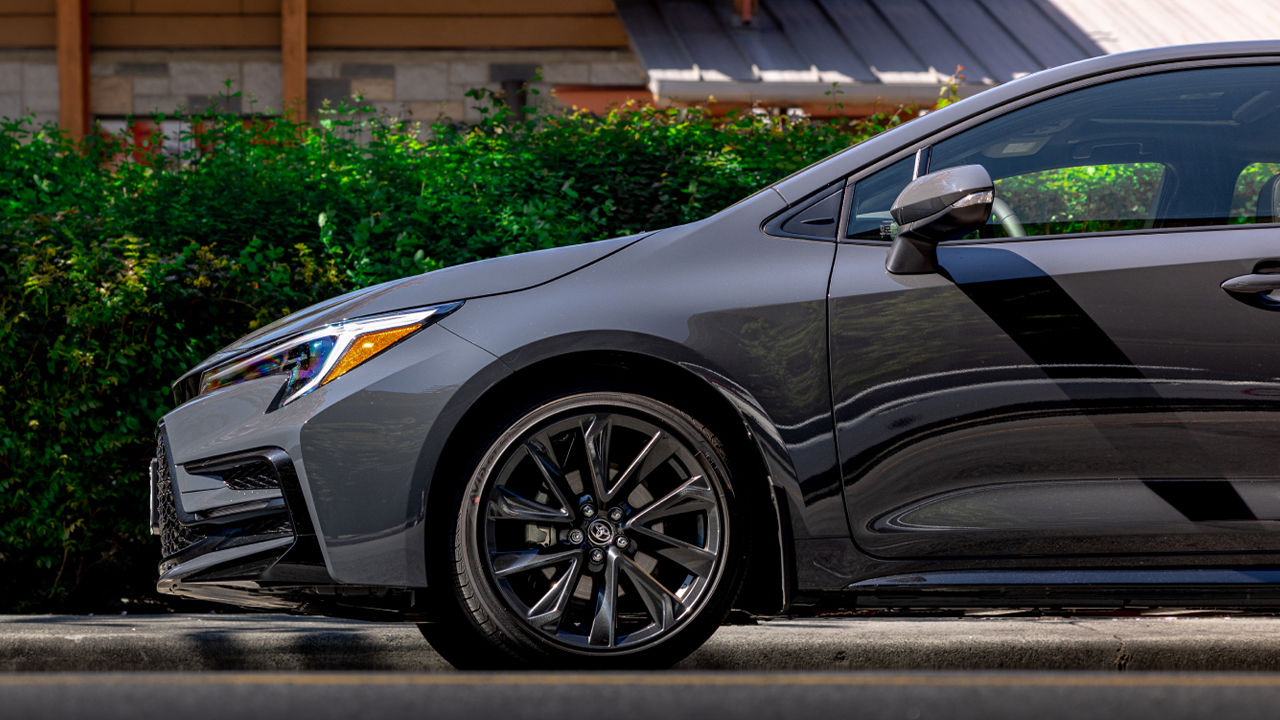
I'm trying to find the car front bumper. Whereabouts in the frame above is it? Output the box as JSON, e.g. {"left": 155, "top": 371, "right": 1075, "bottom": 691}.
{"left": 151, "top": 321, "right": 507, "bottom": 616}
{"left": 150, "top": 426, "right": 332, "bottom": 611}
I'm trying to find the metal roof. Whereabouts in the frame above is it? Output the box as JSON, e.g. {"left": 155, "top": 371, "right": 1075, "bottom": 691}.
{"left": 615, "top": 0, "right": 1280, "bottom": 105}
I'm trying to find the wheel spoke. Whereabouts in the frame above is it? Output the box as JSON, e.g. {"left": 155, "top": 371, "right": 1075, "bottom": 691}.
{"left": 606, "top": 430, "right": 672, "bottom": 502}
{"left": 488, "top": 485, "right": 572, "bottom": 523}
{"left": 628, "top": 524, "right": 718, "bottom": 577}
{"left": 523, "top": 437, "right": 576, "bottom": 517}
{"left": 627, "top": 475, "right": 717, "bottom": 525}
{"left": 581, "top": 414, "right": 613, "bottom": 504}
{"left": 619, "top": 553, "right": 681, "bottom": 631}
{"left": 526, "top": 557, "right": 582, "bottom": 631}
{"left": 491, "top": 548, "right": 581, "bottom": 579}
{"left": 587, "top": 548, "right": 619, "bottom": 647}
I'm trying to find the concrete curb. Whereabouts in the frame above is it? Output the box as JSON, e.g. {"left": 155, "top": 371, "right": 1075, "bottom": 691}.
{"left": 4, "top": 614, "right": 1280, "bottom": 672}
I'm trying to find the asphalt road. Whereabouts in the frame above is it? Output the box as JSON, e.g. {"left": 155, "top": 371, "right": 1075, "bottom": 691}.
{"left": 8, "top": 612, "right": 1280, "bottom": 672}
{"left": 9, "top": 614, "right": 1280, "bottom": 718}
{"left": 5, "top": 670, "right": 1280, "bottom": 720}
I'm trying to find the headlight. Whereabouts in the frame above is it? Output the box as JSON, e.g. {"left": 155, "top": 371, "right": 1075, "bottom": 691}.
{"left": 198, "top": 303, "right": 460, "bottom": 407}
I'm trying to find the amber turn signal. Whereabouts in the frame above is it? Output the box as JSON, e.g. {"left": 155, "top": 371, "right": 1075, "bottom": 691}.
{"left": 321, "top": 324, "right": 423, "bottom": 385}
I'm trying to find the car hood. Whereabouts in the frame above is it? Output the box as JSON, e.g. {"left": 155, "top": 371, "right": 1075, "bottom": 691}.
{"left": 178, "top": 232, "right": 653, "bottom": 387}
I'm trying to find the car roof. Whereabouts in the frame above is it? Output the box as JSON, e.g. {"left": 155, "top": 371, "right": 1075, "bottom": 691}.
{"left": 768, "top": 41, "right": 1280, "bottom": 207}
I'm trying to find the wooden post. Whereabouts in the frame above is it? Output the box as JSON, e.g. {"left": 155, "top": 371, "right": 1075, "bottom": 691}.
{"left": 56, "top": 0, "right": 89, "bottom": 140}
{"left": 282, "top": 0, "right": 307, "bottom": 120}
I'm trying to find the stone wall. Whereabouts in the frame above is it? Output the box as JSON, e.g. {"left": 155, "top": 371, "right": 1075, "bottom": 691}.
{"left": 0, "top": 48, "right": 647, "bottom": 128}
{"left": 0, "top": 52, "right": 60, "bottom": 127}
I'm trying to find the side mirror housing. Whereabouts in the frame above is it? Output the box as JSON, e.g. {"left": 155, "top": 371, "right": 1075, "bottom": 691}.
{"left": 885, "top": 165, "right": 994, "bottom": 275}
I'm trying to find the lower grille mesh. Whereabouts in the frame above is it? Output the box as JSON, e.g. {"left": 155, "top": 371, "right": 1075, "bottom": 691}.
{"left": 220, "top": 459, "right": 281, "bottom": 491}
{"left": 155, "top": 434, "right": 297, "bottom": 565}
{"left": 155, "top": 438, "right": 207, "bottom": 558}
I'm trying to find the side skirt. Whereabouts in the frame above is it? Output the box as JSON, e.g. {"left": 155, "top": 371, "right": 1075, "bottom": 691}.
{"left": 835, "top": 569, "right": 1280, "bottom": 609}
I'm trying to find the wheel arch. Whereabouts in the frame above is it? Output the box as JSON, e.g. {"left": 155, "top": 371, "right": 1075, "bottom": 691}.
{"left": 424, "top": 347, "right": 794, "bottom": 615}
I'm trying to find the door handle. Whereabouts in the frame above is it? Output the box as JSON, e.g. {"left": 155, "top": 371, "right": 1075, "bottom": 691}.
{"left": 1222, "top": 273, "right": 1280, "bottom": 294}
{"left": 1222, "top": 273, "right": 1280, "bottom": 309}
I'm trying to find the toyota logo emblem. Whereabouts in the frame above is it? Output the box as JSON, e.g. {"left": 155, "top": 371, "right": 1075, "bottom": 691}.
{"left": 587, "top": 519, "right": 614, "bottom": 544}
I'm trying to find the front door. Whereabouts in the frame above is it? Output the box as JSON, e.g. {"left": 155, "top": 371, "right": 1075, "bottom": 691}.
{"left": 830, "top": 62, "right": 1280, "bottom": 563}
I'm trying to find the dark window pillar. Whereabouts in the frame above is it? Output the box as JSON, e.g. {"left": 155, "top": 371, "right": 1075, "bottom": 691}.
{"left": 491, "top": 63, "right": 537, "bottom": 121}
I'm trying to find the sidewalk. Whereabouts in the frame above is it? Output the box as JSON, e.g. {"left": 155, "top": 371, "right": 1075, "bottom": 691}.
{"left": 5, "top": 613, "right": 1280, "bottom": 672}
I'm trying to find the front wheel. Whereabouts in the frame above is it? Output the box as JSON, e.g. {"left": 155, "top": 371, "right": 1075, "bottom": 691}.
{"left": 421, "top": 391, "right": 746, "bottom": 668}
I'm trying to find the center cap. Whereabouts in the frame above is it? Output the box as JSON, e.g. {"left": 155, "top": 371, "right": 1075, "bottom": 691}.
{"left": 587, "top": 519, "right": 615, "bottom": 545}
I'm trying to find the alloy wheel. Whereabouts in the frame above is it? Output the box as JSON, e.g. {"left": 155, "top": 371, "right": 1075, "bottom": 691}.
{"left": 477, "top": 403, "right": 729, "bottom": 651}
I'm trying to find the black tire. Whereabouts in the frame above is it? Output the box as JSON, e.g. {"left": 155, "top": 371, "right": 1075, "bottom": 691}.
{"left": 420, "top": 390, "right": 748, "bottom": 669}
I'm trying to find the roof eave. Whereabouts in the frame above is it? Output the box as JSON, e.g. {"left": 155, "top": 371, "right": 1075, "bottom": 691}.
{"left": 649, "top": 78, "right": 992, "bottom": 106}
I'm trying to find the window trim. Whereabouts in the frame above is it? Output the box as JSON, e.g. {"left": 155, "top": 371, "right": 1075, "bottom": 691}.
{"left": 933, "top": 218, "right": 1280, "bottom": 248}
{"left": 763, "top": 57, "right": 1280, "bottom": 246}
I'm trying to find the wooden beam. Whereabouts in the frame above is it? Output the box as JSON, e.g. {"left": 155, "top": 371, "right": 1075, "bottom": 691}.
{"left": 131, "top": 0, "right": 242, "bottom": 13}
{"left": 242, "top": 0, "right": 283, "bottom": 14}
{"left": 87, "top": 14, "right": 625, "bottom": 49}
{"left": 56, "top": 0, "right": 88, "bottom": 140}
{"left": 0, "top": 0, "right": 56, "bottom": 13}
{"left": 0, "top": 17, "right": 56, "bottom": 47}
{"left": 281, "top": 0, "right": 306, "bottom": 119}
{"left": 91, "top": 16, "right": 280, "bottom": 46}
{"left": 309, "top": 15, "right": 628, "bottom": 48}
{"left": 88, "top": 0, "right": 130, "bottom": 12}
{"left": 308, "top": 0, "right": 615, "bottom": 14}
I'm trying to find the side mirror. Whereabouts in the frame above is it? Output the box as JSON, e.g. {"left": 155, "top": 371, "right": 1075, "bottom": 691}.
{"left": 885, "top": 165, "right": 994, "bottom": 275}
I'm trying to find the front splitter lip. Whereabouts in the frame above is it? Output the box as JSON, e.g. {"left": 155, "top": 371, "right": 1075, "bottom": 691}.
{"left": 159, "top": 579, "right": 309, "bottom": 611}
{"left": 159, "top": 535, "right": 293, "bottom": 582}
{"left": 156, "top": 534, "right": 432, "bottom": 620}
{"left": 158, "top": 536, "right": 297, "bottom": 609}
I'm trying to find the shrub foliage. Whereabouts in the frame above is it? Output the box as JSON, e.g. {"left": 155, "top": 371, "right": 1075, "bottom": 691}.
{"left": 0, "top": 93, "right": 905, "bottom": 611}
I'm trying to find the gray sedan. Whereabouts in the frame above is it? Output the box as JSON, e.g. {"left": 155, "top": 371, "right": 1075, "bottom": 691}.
{"left": 153, "top": 41, "right": 1280, "bottom": 668}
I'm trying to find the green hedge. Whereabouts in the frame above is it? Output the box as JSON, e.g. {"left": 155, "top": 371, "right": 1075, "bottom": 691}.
{"left": 0, "top": 91, "right": 907, "bottom": 611}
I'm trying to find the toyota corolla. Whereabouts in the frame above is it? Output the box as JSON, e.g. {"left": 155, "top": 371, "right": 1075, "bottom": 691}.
{"left": 152, "top": 42, "right": 1280, "bottom": 668}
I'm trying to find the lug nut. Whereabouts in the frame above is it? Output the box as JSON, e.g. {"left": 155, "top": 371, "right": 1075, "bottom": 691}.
{"left": 615, "top": 535, "right": 630, "bottom": 549}
{"left": 581, "top": 504, "right": 596, "bottom": 519}
{"left": 567, "top": 529, "right": 584, "bottom": 545}
{"left": 608, "top": 507, "right": 624, "bottom": 522}
{"left": 589, "top": 548, "right": 605, "bottom": 563}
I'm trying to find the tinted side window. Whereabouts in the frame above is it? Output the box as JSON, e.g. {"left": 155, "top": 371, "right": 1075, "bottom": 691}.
{"left": 1231, "top": 162, "right": 1280, "bottom": 223}
{"left": 930, "top": 65, "right": 1280, "bottom": 238}
{"left": 986, "top": 162, "right": 1166, "bottom": 237}
{"left": 846, "top": 156, "right": 914, "bottom": 241}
